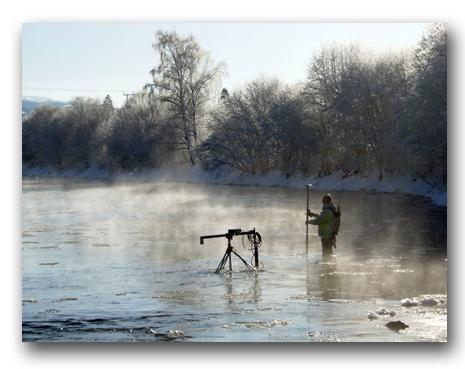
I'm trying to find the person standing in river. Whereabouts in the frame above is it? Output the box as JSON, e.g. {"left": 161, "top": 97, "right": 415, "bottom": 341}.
{"left": 306, "top": 194, "right": 341, "bottom": 260}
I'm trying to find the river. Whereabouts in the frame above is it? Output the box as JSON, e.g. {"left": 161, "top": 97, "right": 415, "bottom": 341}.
{"left": 22, "top": 178, "right": 447, "bottom": 342}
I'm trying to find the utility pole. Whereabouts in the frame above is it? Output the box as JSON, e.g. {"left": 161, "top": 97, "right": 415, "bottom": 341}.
{"left": 123, "top": 92, "right": 135, "bottom": 103}
{"left": 143, "top": 83, "right": 156, "bottom": 95}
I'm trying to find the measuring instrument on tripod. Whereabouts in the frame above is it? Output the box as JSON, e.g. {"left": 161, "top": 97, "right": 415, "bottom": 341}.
{"left": 200, "top": 228, "right": 263, "bottom": 273}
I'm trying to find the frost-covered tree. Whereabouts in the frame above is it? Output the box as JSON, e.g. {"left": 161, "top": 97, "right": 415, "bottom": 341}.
{"left": 23, "top": 97, "right": 117, "bottom": 169}
{"left": 60, "top": 97, "right": 109, "bottom": 168}
{"left": 22, "top": 105, "right": 66, "bottom": 167}
{"left": 199, "top": 78, "right": 278, "bottom": 174}
{"left": 102, "top": 94, "right": 114, "bottom": 120}
{"left": 200, "top": 78, "right": 318, "bottom": 175}
{"left": 305, "top": 45, "right": 412, "bottom": 179}
{"left": 304, "top": 45, "right": 362, "bottom": 176}
{"left": 408, "top": 23, "right": 447, "bottom": 185}
{"left": 267, "top": 89, "right": 319, "bottom": 176}
{"left": 104, "top": 93, "right": 175, "bottom": 169}
{"left": 150, "top": 31, "right": 225, "bottom": 165}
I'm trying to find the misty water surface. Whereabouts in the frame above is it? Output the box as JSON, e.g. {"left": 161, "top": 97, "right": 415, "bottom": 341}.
{"left": 22, "top": 178, "right": 447, "bottom": 342}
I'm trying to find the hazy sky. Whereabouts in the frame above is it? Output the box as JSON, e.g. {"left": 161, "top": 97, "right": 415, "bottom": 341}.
{"left": 22, "top": 22, "right": 429, "bottom": 106}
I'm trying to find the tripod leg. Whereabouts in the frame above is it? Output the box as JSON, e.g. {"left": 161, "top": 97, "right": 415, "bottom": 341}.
{"left": 216, "top": 252, "right": 229, "bottom": 273}
{"left": 232, "top": 250, "right": 256, "bottom": 271}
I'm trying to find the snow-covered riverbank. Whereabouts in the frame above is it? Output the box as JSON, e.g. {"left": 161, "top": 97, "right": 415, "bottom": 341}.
{"left": 22, "top": 166, "right": 447, "bottom": 207}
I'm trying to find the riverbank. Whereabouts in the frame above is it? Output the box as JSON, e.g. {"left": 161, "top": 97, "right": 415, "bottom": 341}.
{"left": 22, "top": 165, "right": 447, "bottom": 207}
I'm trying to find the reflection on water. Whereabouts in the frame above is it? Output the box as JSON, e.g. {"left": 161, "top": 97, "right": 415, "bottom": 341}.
{"left": 22, "top": 179, "right": 447, "bottom": 342}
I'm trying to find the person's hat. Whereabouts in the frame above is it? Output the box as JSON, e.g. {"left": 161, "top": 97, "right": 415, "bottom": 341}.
{"left": 322, "top": 194, "right": 332, "bottom": 204}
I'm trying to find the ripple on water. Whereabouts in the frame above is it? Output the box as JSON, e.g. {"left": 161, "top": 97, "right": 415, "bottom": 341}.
{"left": 22, "top": 298, "right": 39, "bottom": 304}
{"left": 236, "top": 320, "right": 290, "bottom": 329}
{"left": 306, "top": 331, "right": 342, "bottom": 342}
{"left": 38, "top": 309, "right": 61, "bottom": 315}
{"left": 394, "top": 269, "right": 415, "bottom": 273}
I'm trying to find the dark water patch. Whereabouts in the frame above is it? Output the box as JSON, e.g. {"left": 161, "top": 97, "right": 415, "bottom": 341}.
{"left": 61, "top": 231, "right": 84, "bottom": 236}
{"left": 39, "top": 309, "right": 61, "bottom": 314}
{"left": 137, "top": 313, "right": 171, "bottom": 319}
{"left": 87, "top": 318, "right": 113, "bottom": 323}
{"left": 31, "top": 228, "right": 53, "bottom": 233}
{"left": 39, "top": 262, "right": 59, "bottom": 266}
{"left": 22, "top": 317, "right": 191, "bottom": 342}
{"left": 92, "top": 243, "right": 112, "bottom": 247}
{"left": 54, "top": 297, "right": 78, "bottom": 302}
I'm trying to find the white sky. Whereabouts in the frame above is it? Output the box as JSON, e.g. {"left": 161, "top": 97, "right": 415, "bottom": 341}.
{"left": 22, "top": 22, "right": 429, "bottom": 106}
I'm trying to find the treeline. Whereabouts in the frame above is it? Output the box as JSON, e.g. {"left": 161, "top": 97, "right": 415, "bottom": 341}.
{"left": 22, "top": 24, "right": 447, "bottom": 186}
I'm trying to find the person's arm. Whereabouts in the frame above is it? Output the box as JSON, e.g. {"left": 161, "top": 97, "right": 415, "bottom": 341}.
{"left": 306, "top": 210, "right": 322, "bottom": 225}
{"left": 307, "top": 209, "right": 318, "bottom": 217}
{"left": 309, "top": 210, "right": 333, "bottom": 225}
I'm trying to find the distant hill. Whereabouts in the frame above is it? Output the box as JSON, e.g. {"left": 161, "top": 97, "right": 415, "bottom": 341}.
{"left": 22, "top": 96, "right": 69, "bottom": 117}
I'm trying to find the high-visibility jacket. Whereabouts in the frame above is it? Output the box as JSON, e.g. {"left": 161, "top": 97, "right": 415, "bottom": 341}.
{"left": 308, "top": 203, "right": 338, "bottom": 239}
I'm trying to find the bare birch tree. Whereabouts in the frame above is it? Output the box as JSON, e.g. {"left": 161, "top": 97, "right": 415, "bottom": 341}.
{"left": 150, "top": 31, "right": 225, "bottom": 165}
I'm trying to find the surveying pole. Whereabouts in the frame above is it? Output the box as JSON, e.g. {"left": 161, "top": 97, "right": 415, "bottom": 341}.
{"left": 306, "top": 184, "right": 312, "bottom": 253}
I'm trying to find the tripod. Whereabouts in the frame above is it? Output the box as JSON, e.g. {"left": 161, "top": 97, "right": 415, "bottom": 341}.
{"left": 200, "top": 228, "right": 261, "bottom": 273}
{"left": 216, "top": 236, "right": 256, "bottom": 273}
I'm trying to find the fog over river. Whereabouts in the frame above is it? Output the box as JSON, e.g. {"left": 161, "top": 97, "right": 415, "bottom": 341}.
{"left": 22, "top": 179, "right": 447, "bottom": 342}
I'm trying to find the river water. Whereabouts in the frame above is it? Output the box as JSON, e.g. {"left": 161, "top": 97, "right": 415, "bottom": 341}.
{"left": 22, "top": 178, "right": 447, "bottom": 342}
